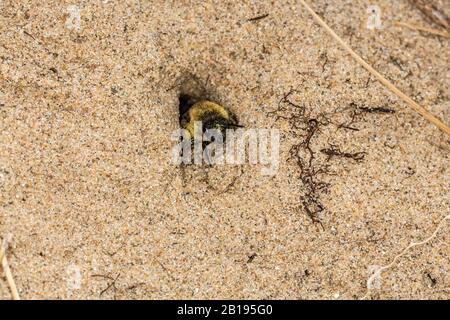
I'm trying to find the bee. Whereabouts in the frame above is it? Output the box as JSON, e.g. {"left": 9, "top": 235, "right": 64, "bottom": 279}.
{"left": 179, "top": 94, "right": 242, "bottom": 140}
{"left": 176, "top": 90, "right": 243, "bottom": 193}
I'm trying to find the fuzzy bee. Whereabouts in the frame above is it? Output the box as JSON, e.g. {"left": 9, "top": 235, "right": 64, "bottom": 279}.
{"left": 179, "top": 94, "right": 242, "bottom": 141}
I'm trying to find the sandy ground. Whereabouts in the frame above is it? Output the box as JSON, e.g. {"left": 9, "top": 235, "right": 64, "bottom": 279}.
{"left": 0, "top": 0, "right": 449, "bottom": 299}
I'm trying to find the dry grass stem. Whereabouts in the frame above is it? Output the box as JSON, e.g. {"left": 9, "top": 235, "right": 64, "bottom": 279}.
{"left": 394, "top": 21, "right": 450, "bottom": 38}
{"left": 1, "top": 237, "right": 20, "bottom": 300}
{"left": 408, "top": 0, "right": 450, "bottom": 31}
{"left": 299, "top": 0, "right": 450, "bottom": 136}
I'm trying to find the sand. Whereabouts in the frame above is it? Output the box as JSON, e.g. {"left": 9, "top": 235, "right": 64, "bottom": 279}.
{"left": 0, "top": 0, "right": 449, "bottom": 299}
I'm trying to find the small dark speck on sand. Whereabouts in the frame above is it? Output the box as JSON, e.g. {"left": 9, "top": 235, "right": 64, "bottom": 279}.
{"left": 247, "top": 13, "right": 269, "bottom": 22}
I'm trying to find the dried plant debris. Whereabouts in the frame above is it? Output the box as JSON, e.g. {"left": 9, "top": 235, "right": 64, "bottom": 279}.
{"left": 269, "top": 87, "right": 394, "bottom": 226}
{"left": 320, "top": 145, "right": 366, "bottom": 162}
{"left": 337, "top": 102, "right": 396, "bottom": 131}
{"left": 247, "top": 13, "right": 269, "bottom": 22}
{"left": 358, "top": 106, "right": 395, "bottom": 114}
{"left": 409, "top": 0, "right": 450, "bottom": 31}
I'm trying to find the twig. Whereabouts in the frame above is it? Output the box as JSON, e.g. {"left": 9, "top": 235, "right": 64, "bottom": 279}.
{"left": 92, "top": 273, "right": 121, "bottom": 298}
{"left": 247, "top": 13, "right": 269, "bottom": 22}
{"left": 298, "top": 0, "right": 450, "bottom": 136}
{"left": 156, "top": 259, "right": 175, "bottom": 281}
{"left": 394, "top": 21, "right": 450, "bottom": 38}
{"left": 1, "top": 237, "right": 20, "bottom": 300}
{"left": 99, "top": 273, "right": 120, "bottom": 297}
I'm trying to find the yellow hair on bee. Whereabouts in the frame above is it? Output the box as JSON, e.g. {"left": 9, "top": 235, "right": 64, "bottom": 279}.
{"left": 180, "top": 100, "right": 237, "bottom": 138}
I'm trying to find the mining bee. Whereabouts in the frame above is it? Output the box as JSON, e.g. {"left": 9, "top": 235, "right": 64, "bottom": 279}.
{"left": 179, "top": 94, "right": 242, "bottom": 141}
{"left": 171, "top": 74, "right": 246, "bottom": 195}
